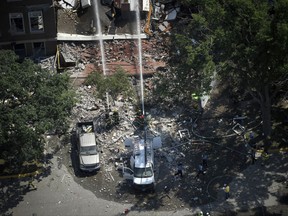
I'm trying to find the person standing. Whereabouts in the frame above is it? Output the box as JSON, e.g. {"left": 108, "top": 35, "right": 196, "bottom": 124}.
{"left": 202, "top": 153, "right": 208, "bottom": 168}
{"left": 224, "top": 184, "right": 230, "bottom": 199}
{"left": 249, "top": 132, "right": 254, "bottom": 140}
{"left": 174, "top": 163, "right": 183, "bottom": 178}
{"left": 261, "top": 149, "right": 270, "bottom": 166}
{"left": 27, "top": 177, "right": 37, "bottom": 190}
{"left": 196, "top": 164, "right": 205, "bottom": 178}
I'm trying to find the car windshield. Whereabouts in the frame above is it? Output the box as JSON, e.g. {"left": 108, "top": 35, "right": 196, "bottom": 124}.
{"left": 134, "top": 167, "right": 153, "bottom": 178}
{"left": 80, "top": 146, "right": 97, "bottom": 155}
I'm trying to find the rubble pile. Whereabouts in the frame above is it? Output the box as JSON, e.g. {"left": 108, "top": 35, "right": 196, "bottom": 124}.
{"left": 71, "top": 85, "right": 105, "bottom": 122}
{"left": 58, "top": 43, "right": 100, "bottom": 73}
{"left": 37, "top": 56, "right": 56, "bottom": 72}
{"left": 58, "top": 36, "right": 169, "bottom": 79}
{"left": 68, "top": 76, "right": 188, "bottom": 172}
{"left": 71, "top": 82, "right": 190, "bottom": 169}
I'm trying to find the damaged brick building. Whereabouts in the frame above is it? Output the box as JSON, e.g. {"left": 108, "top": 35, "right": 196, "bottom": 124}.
{"left": 0, "top": 0, "right": 151, "bottom": 57}
{"left": 0, "top": 0, "right": 57, "bottom": 58}
{"left": 0, "top": 0, "right": 178, "bottom": 77}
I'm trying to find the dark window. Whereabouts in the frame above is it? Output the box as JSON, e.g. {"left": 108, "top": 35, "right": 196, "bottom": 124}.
{"left": 9, "top": 13, "right": 24, "bottom": 34}
{"left": 14, "top": 44, "right": 26, "bottom": 57}
{"left": 33, "top": 42, "right": 45, "bottom": 56}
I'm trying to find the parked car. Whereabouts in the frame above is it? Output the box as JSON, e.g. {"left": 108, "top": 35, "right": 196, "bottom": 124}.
{"left": 76, "top": 122, "right": 100, "bottom": 172}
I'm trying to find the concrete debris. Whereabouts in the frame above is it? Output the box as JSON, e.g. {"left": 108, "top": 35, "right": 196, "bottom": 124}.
{"left": 158, "top": 24, "right": 167, "bottom": 32}
{"left": 81, "top": 0, "right": 91, "bottom": 9}
{"left": 232, "top": 123, "right": 245, "bottom": 135}
{"left": 37, "top": 56, "right": 56, "bottom": 72}
{"left": 71, "top": 85, "right": 104, "bottom": 122}
{"left": 165, "top": 7, "right": 181, "bottom": 21}
{"left": 178, "top": 129, "right": 190, "bottom": 139}
{"left": 60, "top": 0, "right": 77, "bottom": 9}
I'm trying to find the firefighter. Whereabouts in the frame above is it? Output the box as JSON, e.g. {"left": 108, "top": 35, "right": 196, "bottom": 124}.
{"left": 261, "top": 149, "right": 270, "bottom": 166}
{"left": 224, "top": 184, "right": 230, "bottom": 199}
{"left": 192, "top": 93, "right": 203, "bottom": 113}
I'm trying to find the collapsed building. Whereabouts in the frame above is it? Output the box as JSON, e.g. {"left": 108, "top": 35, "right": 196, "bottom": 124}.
{"left": 0, "top": 0, "right": 181, "bottom": 78}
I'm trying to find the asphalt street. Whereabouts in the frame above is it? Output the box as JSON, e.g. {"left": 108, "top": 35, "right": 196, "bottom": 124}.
{"left": 5, "top": 152, "right": 288, "bottom": 216}
{"left": 9, "top": 156, "right": 193, "bottom": 216}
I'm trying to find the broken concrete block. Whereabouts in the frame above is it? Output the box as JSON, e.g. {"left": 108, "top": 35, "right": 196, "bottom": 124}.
{"left": 158, "top": 24, "right": 166, "bottom": 32}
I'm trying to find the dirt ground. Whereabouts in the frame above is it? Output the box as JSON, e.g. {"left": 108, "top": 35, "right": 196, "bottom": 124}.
{"left": 56, "top": 83, "right": 288, "bottom": 214}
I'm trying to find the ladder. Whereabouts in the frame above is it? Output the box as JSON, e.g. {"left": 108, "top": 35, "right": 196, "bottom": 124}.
{"left": 133, "top": 137, "right": 141, "bottom": 155}
{"left": 145, "top": 141, "right": 152, "bottom": 162}
{"left": 144, "top": 0, "right": 153, "bottom": 36}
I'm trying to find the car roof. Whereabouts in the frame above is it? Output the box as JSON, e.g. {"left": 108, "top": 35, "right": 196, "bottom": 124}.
{"left": 79, "top": 133, "right": 96, "bottom": 147}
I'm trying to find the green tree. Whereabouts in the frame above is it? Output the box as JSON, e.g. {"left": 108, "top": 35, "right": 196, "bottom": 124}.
{"left": 175, "top": 0, "right": 288, "bottom": 140}
{"left": 153, "top": 6, "right": 215, "bottom": 106}
{"left": 0, "top": 50, "right": 76, "bottom": 165}
{"left": 85, "top": 66, "right": 133, "bottom": 103}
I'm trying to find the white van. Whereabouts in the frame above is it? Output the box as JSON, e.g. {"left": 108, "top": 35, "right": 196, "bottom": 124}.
{"left": 123, "top": 136, "right": 161, "bottom": 191}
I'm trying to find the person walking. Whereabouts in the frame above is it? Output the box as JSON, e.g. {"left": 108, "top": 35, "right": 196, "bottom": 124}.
{"left": 261, "top": 149, "right": 270, "bottom": 166}
{"left": 250, "top": 149, "right": 256, "bottom": 165}
{"left": 249, "top": 132, "right": 254, "bottom": 140}
{"left": 202, "top": 153, "right": 208, "bottom": 168}
{"left": 27, "top": 177, "right": 37, "bottom": 190}
{"left": 195, "top": 164, "right": 205, "bottom": 179}
{"left": 174, "top": 163, "right": 183, "bottom": 178}
{"left": 224, "top": 184, "right": 230, "bottom": 199}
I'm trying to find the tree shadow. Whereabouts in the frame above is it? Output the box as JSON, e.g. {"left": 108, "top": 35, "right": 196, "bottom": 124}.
{"left": 270, "top": 107, "right": 288, "bottom": 149}
{"left": 0, "top": 165, "right": 51, "bottom": 214}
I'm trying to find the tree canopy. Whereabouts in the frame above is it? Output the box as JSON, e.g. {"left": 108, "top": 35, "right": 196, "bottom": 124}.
{"left": 0, "top": 50, "right": 75, "bottom": 165}
{"left": 162, "top": 0, "right": 288, "bottom": 139}
{"left": 153, "top": 12, "right": 215, "bottom": 104}
{"left": 85, "top": 66, "right": 134, "bottom": 103}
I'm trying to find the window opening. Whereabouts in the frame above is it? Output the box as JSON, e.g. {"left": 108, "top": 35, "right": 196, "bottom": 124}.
{"left": 9, "top": 13, "right": 25, "bottom": 34}
{"left": 33, "top": 42, "right": 45, "bottom": 57}
{"left": 14, "top": 44, "right": 26, "bottom": 57}
{"left": 29, "top": 11, "right": 44, "bottom": 32}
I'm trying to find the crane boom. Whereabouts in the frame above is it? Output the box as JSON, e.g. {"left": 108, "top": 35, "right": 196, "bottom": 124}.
{"left": 144, "top": 0, "right": 153, "bottom": 36}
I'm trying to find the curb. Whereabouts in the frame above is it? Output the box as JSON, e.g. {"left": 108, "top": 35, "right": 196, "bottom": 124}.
{"left": 0, "top": 169, "right": 42, "bottom": 180}
{"left": 0, "top": 160, "right": 44, "bottom": 180}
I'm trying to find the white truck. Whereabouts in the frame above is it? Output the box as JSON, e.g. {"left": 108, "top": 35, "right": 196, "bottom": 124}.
{"left": 76, "top": 121, "right": 100, "bottom": 172}
{"left": 123, "top": 136, "right": 161, "bottom": 191}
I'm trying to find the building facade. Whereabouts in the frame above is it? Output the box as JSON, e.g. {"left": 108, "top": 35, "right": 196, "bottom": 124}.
{"left": 0, "top": 0, "right": 57, "bottom": 58}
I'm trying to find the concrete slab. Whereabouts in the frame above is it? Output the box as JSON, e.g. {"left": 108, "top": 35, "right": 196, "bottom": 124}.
{"left": 57, "top": 33, "right": 148, "bottom": 41}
